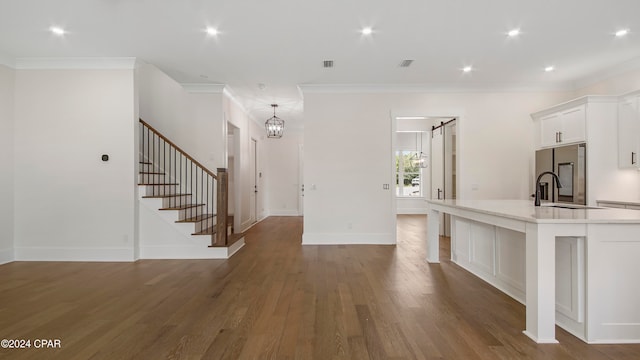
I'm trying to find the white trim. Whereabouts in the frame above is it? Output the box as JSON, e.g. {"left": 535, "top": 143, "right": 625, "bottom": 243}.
{"left": 14, "top": 57, "right": 137, "bottom": 70}
{"left": 14, "top": 246, "right": 135, "bottom": 262}
{"left": 573, "top": 56, "right": 640, "bottom": 91}
{"left": 298, "top": 82, "right": 573, "bottom": 94}
{"left": 302, "top": 232, "right": 396, "bottom": 245}
{"left": 397, "top": 208, "right": 429, "bottom": 215}
{"left": 181, "top": 83, "right": 225, "bottom": 94}
{"left": 0, "top": 248, "right": 14, "bottom": 265}
{"left": 139, "top": 238, "right": 245, "bottom": 259}
{"left": 530, "top": 95, "right": 618, "bottom": 119}
{"left": 223, "top": 86, "right": 260, "bottom": 126}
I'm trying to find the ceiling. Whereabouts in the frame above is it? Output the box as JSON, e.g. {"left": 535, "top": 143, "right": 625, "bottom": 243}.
{"left": 1, "top": 0, "right": 640, "bottom": 127}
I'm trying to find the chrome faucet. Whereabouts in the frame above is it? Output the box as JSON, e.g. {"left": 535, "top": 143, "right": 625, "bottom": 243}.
{"left": 535, "top": 171, "right": 562, "bottom": 206}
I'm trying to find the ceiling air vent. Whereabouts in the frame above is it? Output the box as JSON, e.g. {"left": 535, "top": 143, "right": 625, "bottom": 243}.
{"left": 399, "top": 59, "right": 414, "bottom": 68}
{"left": 323, "top": 60, "right": 334, "bottom": 68}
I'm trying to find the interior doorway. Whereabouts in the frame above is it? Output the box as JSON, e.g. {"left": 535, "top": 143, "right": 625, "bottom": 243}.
{"left": 250, "top": 138, "right": 258, "bottom": 224}
{"left": 227, "top": 123, "right": 240, "bottom": 232}
{"left": 298, "top": 143, "right": 304, "bottom": 215}
{"left": 431, "top": 119, "right": 457, "bottom": 236}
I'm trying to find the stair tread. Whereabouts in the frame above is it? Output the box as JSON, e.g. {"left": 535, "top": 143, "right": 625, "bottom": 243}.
{"left": 139, "top": 161, "right": 152, "bottom": 164}
{"left": 142, "top": 193, "right": 191, "bottom": 199}
{"left": 209, "top": 233, "right": 244, "bottom": 248}
{"left": 177, "top": 214, "right": 215, "bottom": 223}
{"left": 139, "top": 172, "right": 166, "bottom": 175}
{"left": 160, "top": 204, "right": 204, "bottom": 210}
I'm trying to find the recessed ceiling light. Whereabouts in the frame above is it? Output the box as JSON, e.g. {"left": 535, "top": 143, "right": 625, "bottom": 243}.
{"left": 361, "top": 27, "right": 373, "bottom": 35}
{"left": 462, "top": 66, "right": 472, "bottom": 73}
{"left": 49, "top": 26, "right": 66, "bottom": 36}
{"left": 545, "top": 66, "right": 555, "bottom": 72}
{"left": 615, "top": 28, "right": 629, "bottom": 37}
{"left": 206, "top": 27, "right": 218, "bottom": 36}
{"left": 507, "top": 28, "right": 520, "bottom": 37}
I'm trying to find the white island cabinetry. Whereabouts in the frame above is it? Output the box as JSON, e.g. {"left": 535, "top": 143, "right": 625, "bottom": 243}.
{"left": 427, "top": 199, "right": 640, "bottom": 344}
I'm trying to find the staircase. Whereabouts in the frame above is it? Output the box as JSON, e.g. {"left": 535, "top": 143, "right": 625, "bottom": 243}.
{"left": 137, "top": 119, "right": 244, "bottom": 259}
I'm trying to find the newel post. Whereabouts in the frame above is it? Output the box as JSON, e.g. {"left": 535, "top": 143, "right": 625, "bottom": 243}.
{"left": 216, "top": 168, "right": 229, "bottom": 246}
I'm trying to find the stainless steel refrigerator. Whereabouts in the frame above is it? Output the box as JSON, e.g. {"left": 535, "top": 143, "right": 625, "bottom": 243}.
{"left": 535, "top": 143, "right": 586, "bottom": 205}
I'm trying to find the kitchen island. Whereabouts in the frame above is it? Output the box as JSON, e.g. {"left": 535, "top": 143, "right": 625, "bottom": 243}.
{"left": 426, "top": 199, "right": 640, "bottom": 344}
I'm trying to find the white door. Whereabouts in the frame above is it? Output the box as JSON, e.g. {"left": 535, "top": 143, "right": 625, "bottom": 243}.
{"left": 431, "top": 127, "right": 447, "bottom": 236}
{"left": 298, "top": 143, "right": 304, "bottom": 215}
{"left": 250, "top": 138, "right": 257, "bottom": 224}
{"left": 431, "top": 128, "right": 444, "bottom": 201}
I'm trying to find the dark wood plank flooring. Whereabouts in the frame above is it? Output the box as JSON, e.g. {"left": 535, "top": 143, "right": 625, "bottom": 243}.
{"left": 0, "top": 215, "right": 639, "bottom": 359}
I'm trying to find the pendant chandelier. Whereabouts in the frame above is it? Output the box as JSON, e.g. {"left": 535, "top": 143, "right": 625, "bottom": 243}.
{"left": 412, "top": 132, "right": 428, "bottom": 168}
{"left": 265, "top": 104, "right": 285, "bottom": 138}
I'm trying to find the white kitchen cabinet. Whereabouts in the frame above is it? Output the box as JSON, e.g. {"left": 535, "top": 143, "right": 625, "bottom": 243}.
{"left": 536, "top": 104, "right": 586, "bottom": 148}
{"left": 532, "top": 95, "right": 626, "bottom": 206}
{"left": 597, "top": 200, "right": 640, "bottom": 209}
{"left": 617, "top": 93, "right": 640, "bottom": 168}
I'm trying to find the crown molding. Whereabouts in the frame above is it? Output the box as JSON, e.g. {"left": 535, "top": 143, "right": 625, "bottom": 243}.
{"left": 530, "top": 95, "right": 618, "bottom": 119}
{"left": 14, "top": 57, "right": 137, "bottom": 70}
{"left": 181, "top": 83, "right": 226, "bottom": 94}
{"left": 298, "top": 82, "right": 573, "bottom": 94}
{"left": 572, "top": 56, "right": 640, "bottom": 91}
{"left": 222, "top": 85, "right": 260, "bottom": 125}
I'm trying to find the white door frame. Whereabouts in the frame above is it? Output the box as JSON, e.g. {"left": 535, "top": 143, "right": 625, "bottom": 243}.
{"left": 298, "top": 143, "right": 304, "bottom": 215}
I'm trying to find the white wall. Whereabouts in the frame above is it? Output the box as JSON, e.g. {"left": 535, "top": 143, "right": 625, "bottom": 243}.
{"left": 264, "top": 128, "right": 303, "bottom": 216}
{"left": 13, "top": 69, "right": 136, "bottom": 261}
{"left": 0, "top": 65, "right": 14, "bottom": 264}
{"left": 223, "top": 93, "right": 267, "bottom": 231}
{"left": 302, "top": 90, "right": 567, "bottom": 245}
{"left": 573, "top": 68, "right": 640, "bottom": 97}
{"left": 138, "top": 64, "right": 225, "bottom": 170}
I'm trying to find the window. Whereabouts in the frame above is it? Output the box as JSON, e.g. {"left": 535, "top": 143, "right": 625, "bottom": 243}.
{"left": 396, "top": 150, "right": 422, "bottom": 197}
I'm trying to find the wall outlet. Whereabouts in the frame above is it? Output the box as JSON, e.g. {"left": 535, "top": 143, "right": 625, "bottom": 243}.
{"left": 383, "top": 184, "right": 390, "bottom": 190}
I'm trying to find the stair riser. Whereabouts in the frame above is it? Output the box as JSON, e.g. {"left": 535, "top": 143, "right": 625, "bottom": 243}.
{"left": 193, "top": 218, "right": 217, "bottom": 233}
{"left": 139, "top": 163, "right": 156, "bottom": 172}
{"left": 139, "top": 185, "right": 178, "bottom": 196}
{"left": 138, "top": 174, "right": 168, "bottom": 184}
{"left": 176, "top": 206, "right": 206, "bottom": 221}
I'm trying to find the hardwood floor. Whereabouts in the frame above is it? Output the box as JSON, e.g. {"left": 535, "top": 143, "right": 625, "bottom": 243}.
{"left": 1, "top": 215, "right": 639, "bottom": 359}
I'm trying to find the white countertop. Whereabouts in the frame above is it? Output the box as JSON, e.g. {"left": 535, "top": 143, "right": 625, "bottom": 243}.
{"left": 426, "top": 199, "right": 640, "bottom": 224}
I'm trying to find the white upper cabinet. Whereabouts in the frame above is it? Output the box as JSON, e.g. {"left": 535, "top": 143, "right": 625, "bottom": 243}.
{"left": 617, "top": 92, "right": 640, "bottom": 169}
{"left": 536, "top": 104, "right": 586, "bottom": 148}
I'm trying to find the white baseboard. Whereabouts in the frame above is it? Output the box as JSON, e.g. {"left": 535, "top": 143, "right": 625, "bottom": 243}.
{"left": 302, "top": 232, "right": 396, "bottom": 245}
{"left": 140, "top": 237, "right": 245, "bottom": 259}
{"left": 397, "top": 208, "right": 429, "bottom": 215}
{"left": 14, "top": 246, "right": 135, "bottom": 262}
{"left": 0, "top": 248, "right": 14, "bottom": 265}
